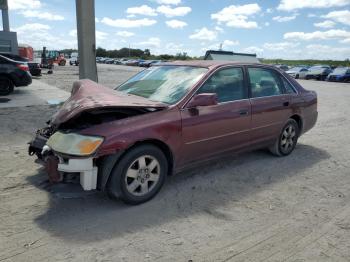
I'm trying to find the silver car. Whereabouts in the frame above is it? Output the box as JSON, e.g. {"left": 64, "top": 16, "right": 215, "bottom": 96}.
{"left": 286, "top": 67, "right": 309, "bottom": 79}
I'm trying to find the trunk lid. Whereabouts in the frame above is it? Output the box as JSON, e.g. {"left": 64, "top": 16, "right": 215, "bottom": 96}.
{"left": 51, "top": 79, "right": 167, "bottom": 125}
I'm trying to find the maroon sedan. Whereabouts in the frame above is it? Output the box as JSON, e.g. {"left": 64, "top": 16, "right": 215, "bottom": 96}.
{"left": 29, "top": 61, "right": 318, "bottom": 204}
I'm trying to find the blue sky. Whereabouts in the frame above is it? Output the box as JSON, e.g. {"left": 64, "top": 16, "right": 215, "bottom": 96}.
{"left": 6, "top": 0, "right": 350, "bottom": 59}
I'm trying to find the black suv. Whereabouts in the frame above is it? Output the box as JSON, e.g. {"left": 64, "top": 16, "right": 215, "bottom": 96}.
{"left": 0, "top": 54, "right": 32, "bottom": 95}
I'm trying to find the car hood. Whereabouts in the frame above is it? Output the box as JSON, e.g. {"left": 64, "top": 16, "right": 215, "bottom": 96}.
{"left": 51, "top": 79, "right": 167, "bottom": 125}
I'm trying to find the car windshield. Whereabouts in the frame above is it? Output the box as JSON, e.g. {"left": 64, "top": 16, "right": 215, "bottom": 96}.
{"left": 333, "top": 68, "right": 347, "bottom": 74}
{"left": 117, "top": 66, "right": 208, "bottom": 104}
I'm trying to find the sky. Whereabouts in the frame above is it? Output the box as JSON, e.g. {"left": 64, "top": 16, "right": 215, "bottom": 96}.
{"left": 5, "top": 0, "right": 350, "bottom": 60}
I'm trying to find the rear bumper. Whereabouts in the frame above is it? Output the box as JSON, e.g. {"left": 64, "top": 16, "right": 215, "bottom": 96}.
{"left": 14, "top": 72, "right": 32, "bottom": 87}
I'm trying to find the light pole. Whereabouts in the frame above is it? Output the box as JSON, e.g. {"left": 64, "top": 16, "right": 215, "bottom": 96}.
{"left": 75, "top": 0, "right": 98, "bottom": 82}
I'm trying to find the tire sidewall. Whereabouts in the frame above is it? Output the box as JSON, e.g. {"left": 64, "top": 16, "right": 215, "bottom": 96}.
{"left": 108, "top": 145, "right": 168, "bottom": 204}
{"left": 0, "top": 77, "right": 14, "bottom": 96}
{"left": 277, "top": 119, "right": 299, "bottom": 156}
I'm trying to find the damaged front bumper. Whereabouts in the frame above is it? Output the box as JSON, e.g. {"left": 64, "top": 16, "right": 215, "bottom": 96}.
{"left": 28, "top": 128, "right": 99, "bottom": 191}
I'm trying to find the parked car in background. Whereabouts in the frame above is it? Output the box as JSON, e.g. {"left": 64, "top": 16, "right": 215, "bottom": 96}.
{"left": 70, "top": 53, "right": 79, "bottom": 66}
{"left": 139, "top": 60, "right": 161, "bottom": 67}
{"left": 29, "top": 61, "right": 318, "bottom": 204}
{"left": 305, "top": 65, "right": 332, "bottom": 81}
{"left": 0, "top": 54, "right": 32, "bottom": 95}
{"left": 126, "top": 59, "right": 144, "bottom": 66}
{"left": 105, "top": 58, "right": 115, "bottom": 64}
{"left": 1, "top": 53, "right": 41, "bottom": 76}
{"left": 326, "top": 67, "right": 350, "bottom": 82}
{"left": 274, "top": 64, "right": 289, "bottom": 71}
{"left": 286, "top": 67, "right": 309, "bottom": 79}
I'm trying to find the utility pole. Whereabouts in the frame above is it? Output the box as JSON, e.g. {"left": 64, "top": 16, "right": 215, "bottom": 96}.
{"left": 1, "top": 0, "right": 9, "bottom": 31}
{"left": 75, "top": 0, "right": 98, "bottom": 82}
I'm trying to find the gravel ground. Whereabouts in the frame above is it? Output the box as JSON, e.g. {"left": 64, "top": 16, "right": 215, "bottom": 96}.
{"left": 1, "top": 65, "right": 350, "bottom": 262}
{"left": 39, "top": 63, "right": 142, "bottom": 92}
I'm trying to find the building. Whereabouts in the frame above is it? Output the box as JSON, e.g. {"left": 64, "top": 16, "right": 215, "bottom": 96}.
{"left": 204, "top": 50, "right": 260, "bottom": 63}
{"left": 0, "top": 0, "right": 18, "bottom": 54}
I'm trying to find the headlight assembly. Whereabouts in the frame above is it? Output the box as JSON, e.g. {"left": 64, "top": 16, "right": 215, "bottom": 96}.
{"left": 47, "top": 132, "right": 104, "bottom": 156}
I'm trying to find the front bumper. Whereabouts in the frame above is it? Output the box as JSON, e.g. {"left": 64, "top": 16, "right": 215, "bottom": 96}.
{"left": 29, "top": 130, "right": 98, "bottom": 191}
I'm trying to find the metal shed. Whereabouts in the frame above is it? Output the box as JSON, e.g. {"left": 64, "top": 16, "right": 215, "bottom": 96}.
{"left": 204, "top": 50, "right": 260, "bottom": 63}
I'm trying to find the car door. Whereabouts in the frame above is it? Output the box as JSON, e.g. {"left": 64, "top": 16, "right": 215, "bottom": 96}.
{"left": 180, "top": 67, "right": 251, "bottom": 164}
{"left": 300, "top": 68, "right": 308, "bottom": 78}
{"left": 248, "top": 67, "right": 293, "bottom": 145}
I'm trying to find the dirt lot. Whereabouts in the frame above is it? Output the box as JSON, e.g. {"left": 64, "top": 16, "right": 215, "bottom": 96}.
{"left": 1, "top": 64, "right": 350, "bottom": 262}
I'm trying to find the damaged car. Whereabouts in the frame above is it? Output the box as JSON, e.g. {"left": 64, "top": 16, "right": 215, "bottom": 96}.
{"left": 29, "top": 61, "right": 318, "bottom": 204}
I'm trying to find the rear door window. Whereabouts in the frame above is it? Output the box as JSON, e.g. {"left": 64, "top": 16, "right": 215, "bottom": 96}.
{"left": 248, "top": 68, "right": 284, "bottom": 98}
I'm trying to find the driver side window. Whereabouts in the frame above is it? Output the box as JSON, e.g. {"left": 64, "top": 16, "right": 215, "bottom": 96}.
{"left": 196, "top": 67, "right": 246, "bottom": 103}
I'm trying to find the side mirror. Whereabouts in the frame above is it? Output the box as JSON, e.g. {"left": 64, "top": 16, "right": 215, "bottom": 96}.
{"left": 187, "top": 93, "right": 218, "bottom": 108}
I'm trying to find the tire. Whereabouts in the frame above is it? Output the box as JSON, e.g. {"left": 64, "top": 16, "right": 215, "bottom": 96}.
{"left": 295, "top": 74, "right": 299, "bottom": 79}
{"left": 0, "top": 76, "right": 14, "bottom": 96}
{"left": 69, "top": 61, "right": 73, "bottom": 66}
{"left": 269, "top": 119, "right": 299, "bottom": 157}
{"left": 107, "top": 144, "right": 168, "bottom": 205}
{"left": 59, "top": 60, "right": 66, "bottom": 66}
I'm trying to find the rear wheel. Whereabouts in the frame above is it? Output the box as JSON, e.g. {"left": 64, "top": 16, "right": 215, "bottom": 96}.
{"left": 0, "top": 76, "right": 14, "bottom": 96}
{"left": 59, "top": 60, "right": 66, "bottom": 66}
{"left": 107, "top": 144, "right": 168, "bottom": 205}
{"left": 269, "top": 119, "right": 299, "bottom": 157}
{"left": 295, "top": 74, "right": 299, "bottom": 79}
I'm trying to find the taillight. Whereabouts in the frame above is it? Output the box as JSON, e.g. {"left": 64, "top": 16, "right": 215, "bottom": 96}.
{"left": 17, "top": 64, "right": 29, "bottom": 71}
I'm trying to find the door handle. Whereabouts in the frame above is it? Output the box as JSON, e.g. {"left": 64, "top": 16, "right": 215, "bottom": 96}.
{"left": 283, "top": 101, "right": 290, "bottom": 107}
{"left": 239, "top": 109, "right": 249, "bottom": 116}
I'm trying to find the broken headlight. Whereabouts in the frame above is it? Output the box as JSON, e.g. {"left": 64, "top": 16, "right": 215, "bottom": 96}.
{"left": 46, "top": 131, "right": 104, "bottom": 156}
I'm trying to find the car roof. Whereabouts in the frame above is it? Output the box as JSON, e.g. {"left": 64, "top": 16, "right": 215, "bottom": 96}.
{"left": 158, "top": 60, "right": 268, "bottom": 70}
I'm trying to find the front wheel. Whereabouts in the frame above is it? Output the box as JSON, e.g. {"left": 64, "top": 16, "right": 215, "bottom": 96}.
{"left": 295, "top": 74, "right": 299, "bottom": 79}
{"left": 107, "top": 144, "right": 168, "bottom": 205}
{"left": 269, "top": 119, "right": 299, "bottom": 157}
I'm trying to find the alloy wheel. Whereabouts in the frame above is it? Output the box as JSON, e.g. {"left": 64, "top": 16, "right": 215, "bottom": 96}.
{"left": 125, "top": 155, "right": 160, "bottom": 197}
{"left": 280, "top": 124, "right": 296, "bottom": 154}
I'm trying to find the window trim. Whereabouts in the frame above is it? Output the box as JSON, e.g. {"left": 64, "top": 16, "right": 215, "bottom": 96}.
{"left": 182, "top": 65, "right": 248, "bottom": 109}
{"left": 245, "top": 66, "right": 299, "bottom": 98}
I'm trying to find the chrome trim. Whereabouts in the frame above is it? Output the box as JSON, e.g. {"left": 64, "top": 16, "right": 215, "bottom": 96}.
{"left": 185, "top": 128, "right": 250, "bottom": 145}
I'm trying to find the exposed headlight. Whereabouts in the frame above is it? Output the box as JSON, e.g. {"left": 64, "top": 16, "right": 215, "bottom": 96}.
{"left": 47, "top": 131, "right": 104, "bottom": 156}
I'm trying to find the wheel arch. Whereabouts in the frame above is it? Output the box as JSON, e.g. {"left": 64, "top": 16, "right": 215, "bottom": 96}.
{"left": 290, "top": 114, "right": 303, "bottom": 134}
{"left": 97, "top": 139, "right": 174, "bottom": 191}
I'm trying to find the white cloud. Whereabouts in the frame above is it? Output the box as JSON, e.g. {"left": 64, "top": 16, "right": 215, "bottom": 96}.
{"left": 126, "top": 5, "right": 157, "bottom": 16}
{"left": 263, "top": 42, "right": 299, "bottom": 50}
{"left": 15, "top": 23, "right": 74, "bottom": 50}
{"left": 322, "top": 10, "right": 350, "bottom": 25}
{"left": 20, "top": 10, "right": 64, "bottom": 21}
{"left": 314, "top": 20, "right": 336, "bottom": 28}
{"left": 95, "top": 18, "right": 100, "bottom": 23}
{"left": 211, "top": 4, "right": 261, "bottom": 29}
{"left": 277, "top": 0, "right": 350, "bottom": 11}
{"left": 272, "top": 15, "right": 297, "bottom": 22}
{"left": 340, "top": 38, "right": 350, "bottom": 43}
{"left": 284, "top": 29, "right": 350, "bottom": 41}
{"left": 240, "top": 46, "right": 263, "bottom": 54}
{"left": 266, "top": 8, "right": 273, "bottom": 13}
{"left": 215, "top": 26, "right": 224, "bottom": 33}
{"left": 101, "top": 17, "right": 157, "bottom": 28}
{"left": 155, "top": 0, "right": 181, "bottom": 5}
{"left": 189, "top": 27, "right": 218, "bottom": 41}
{"left": 265, "top": 22, "right": 270, "bottom": 26}
{"left": 69, "top": 29, "right": 77, "bottom": 37}
{"left": 223, "top": 40, "right": 240, "bottom": 46}
{"left": 8, "top": 0, "right": 41, "bottom": 10}
{"left": 156, "top": 5, "right": 191, "bottom": 17}
{"left": 116, "top": 31, "right": 135, "bottom": 37}
{"left": 15, "top": 23, "right": 50, "bottom": 32}
{"left": 96, "top": 31, "right": 108, "bottom": 41}
{"left": 308, "top": 13, "right": 317, "bottom": 17}
{"left": 165, "top": 19, "right": 187, "bottom": 28}
{"left": 304, "top": 44, "right": 350, "bottom": 59}
{"left": 139, "top": 37, "right": 161, "bottom": 48}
